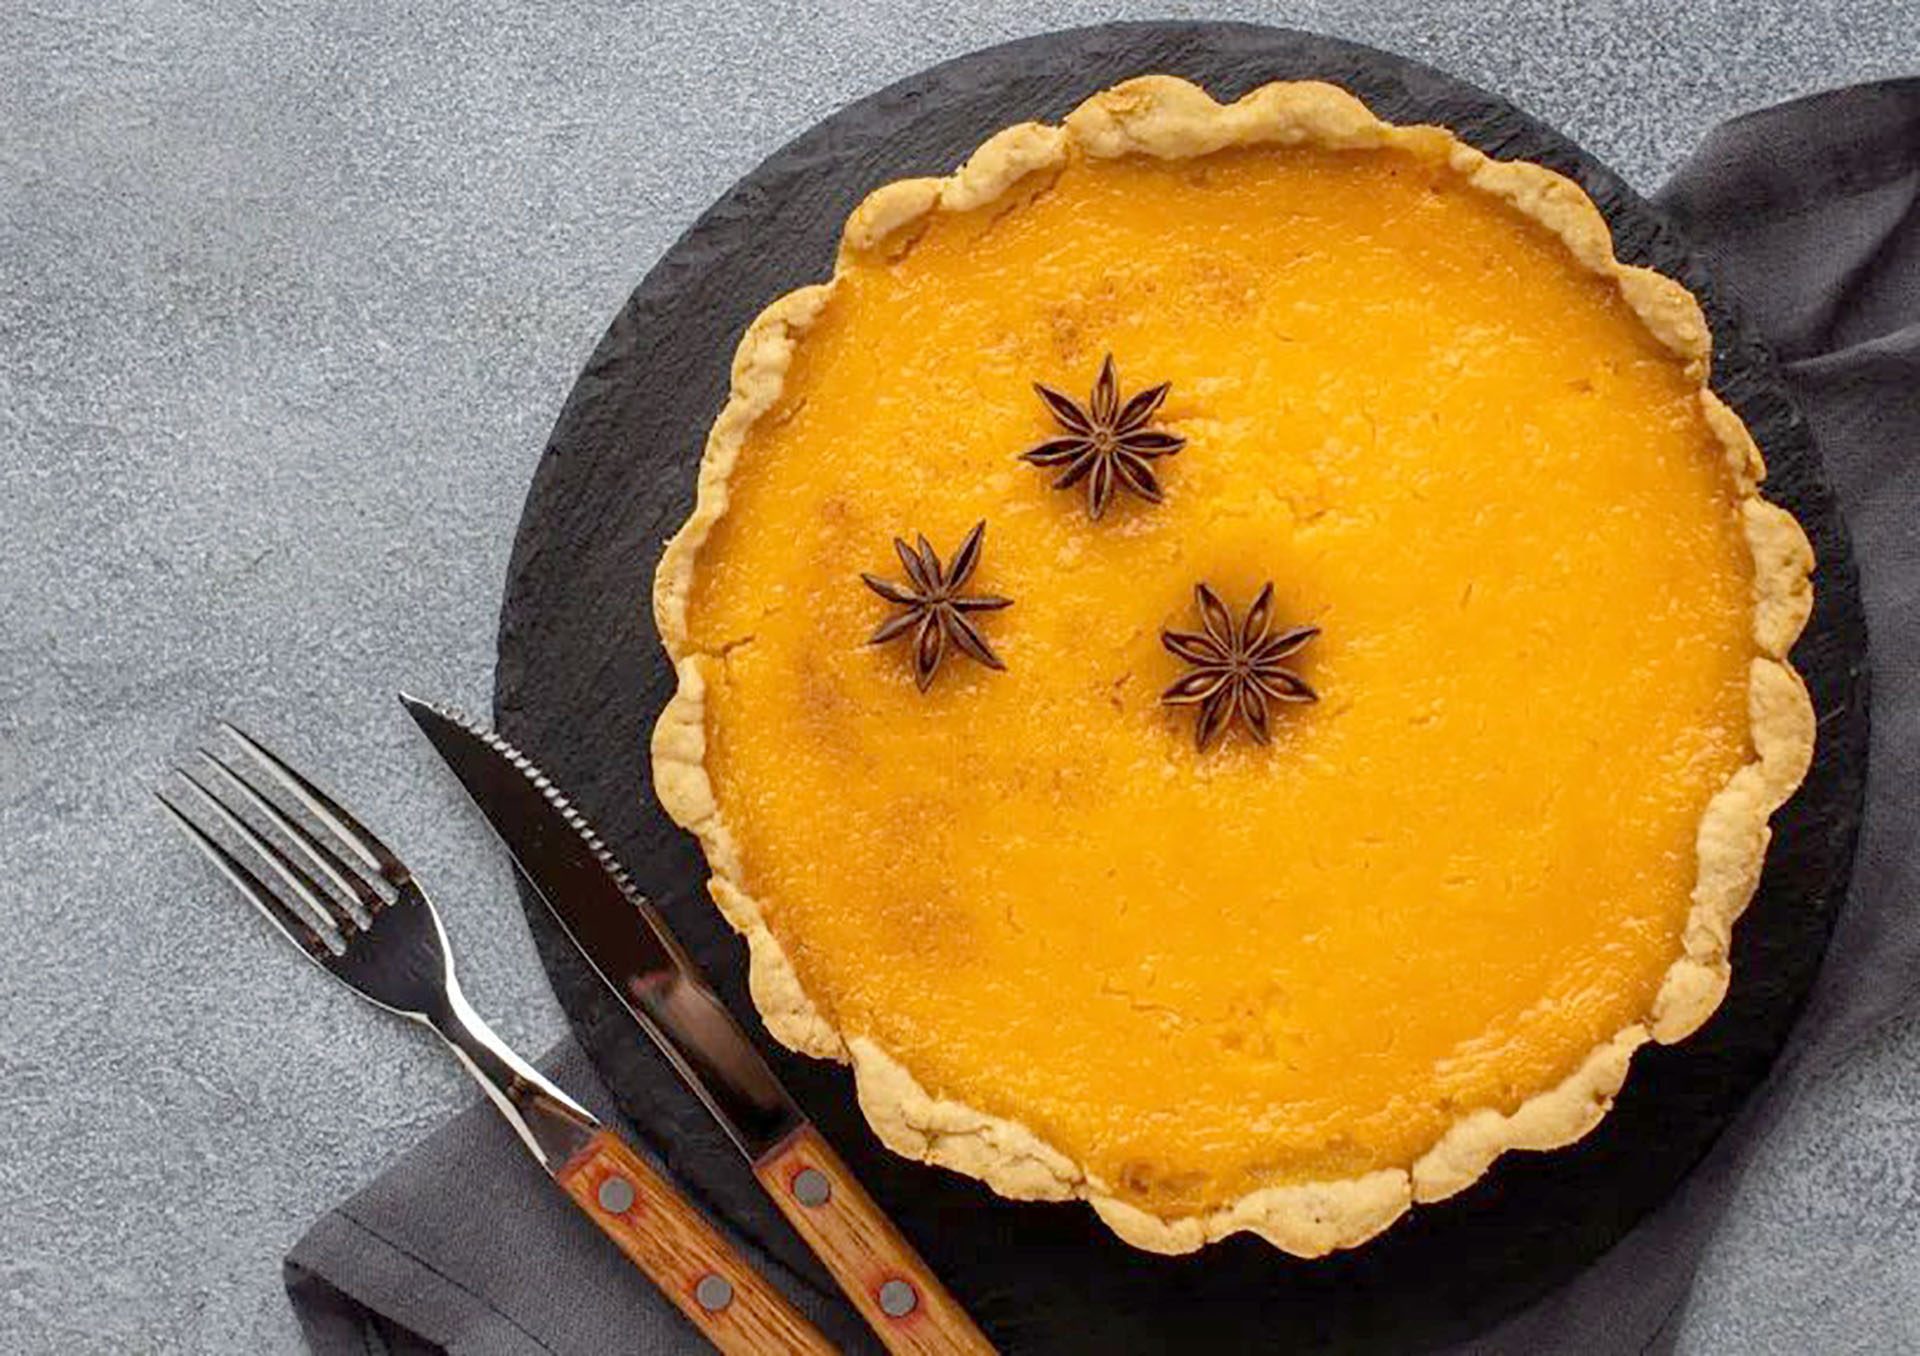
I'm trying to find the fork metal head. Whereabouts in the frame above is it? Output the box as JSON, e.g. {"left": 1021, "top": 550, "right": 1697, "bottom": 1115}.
{"left": 158, "top": 734, "right": 449, "bottom": 1024}
{"left": 158, "top": 720, "right": 597, "bottom": 1169}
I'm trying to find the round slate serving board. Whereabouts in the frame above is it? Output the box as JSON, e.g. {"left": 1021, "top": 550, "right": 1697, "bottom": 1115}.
{"left": 495, "top": 22, "right": 1869, "bottom": 1352}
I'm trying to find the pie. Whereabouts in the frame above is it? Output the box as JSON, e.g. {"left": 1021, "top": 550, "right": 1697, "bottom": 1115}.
{"left": 650, "top": 76, "right": 1815, "bottom": 1256}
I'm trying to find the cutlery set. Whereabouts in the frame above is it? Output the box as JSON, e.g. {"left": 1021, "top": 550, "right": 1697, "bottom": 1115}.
{"left": 159, "top": 704, "right": 991, "bottom": 1354}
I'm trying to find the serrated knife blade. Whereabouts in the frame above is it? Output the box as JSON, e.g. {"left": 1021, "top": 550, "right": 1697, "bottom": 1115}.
{"left": 400, "top": 692, "right": 996, "bottom": 1352}
{"left": 398, "top": 693, "right": 804, "bottom": 1159}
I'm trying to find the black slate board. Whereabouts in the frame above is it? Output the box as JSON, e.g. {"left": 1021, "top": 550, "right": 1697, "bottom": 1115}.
{"left": 495, "top": 22, "right": 1870, "bottom": 1353}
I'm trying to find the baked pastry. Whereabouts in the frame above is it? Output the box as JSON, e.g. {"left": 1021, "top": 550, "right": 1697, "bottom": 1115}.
{"left": 651, "top": 76, "right": 1815, "bottom": 1256}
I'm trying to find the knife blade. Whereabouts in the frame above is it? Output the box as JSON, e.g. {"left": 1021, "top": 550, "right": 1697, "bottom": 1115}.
{"left": 398, "top": 693, "right": 805, "bottom": 1160}
{"left": 399, "top": 693, "right": 995, "bottom": 1354}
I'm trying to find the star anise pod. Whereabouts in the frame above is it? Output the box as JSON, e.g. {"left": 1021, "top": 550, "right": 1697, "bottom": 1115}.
{"left": 1020, "top": 353, "right": 1186, "bottom": 520}
{"left": 860, "top": 521, "right": 1012, "bottom": 691}
{"left": 1161, "top": 582, "right": 1318, "bottom": 750}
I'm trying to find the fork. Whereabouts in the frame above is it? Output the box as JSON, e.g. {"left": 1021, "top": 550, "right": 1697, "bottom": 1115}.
{"left": 157, "top": 722, "right": 835, "bottom": 1356}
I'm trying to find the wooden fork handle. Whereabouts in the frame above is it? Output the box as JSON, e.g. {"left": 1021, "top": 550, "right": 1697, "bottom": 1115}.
{"left": 556, "top": 1128, "right": 834, "bottom": 1355}
{"left": 755, "top": 1124, "right": 995, "bottom": 1354}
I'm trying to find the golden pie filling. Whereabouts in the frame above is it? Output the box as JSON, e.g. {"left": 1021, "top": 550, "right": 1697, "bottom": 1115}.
{"left": 654, "top": 79, "right": 1814, "bottom": 1255}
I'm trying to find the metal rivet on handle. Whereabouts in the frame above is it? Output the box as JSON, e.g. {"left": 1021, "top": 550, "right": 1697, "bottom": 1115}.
{"left": 878, "top": 1279, "right": 919, "bottom": 1318}
{"left": 695, "top": 1273, "right": 735, "bottom": 1312}
{"left": 792, "top": 1167, "right": 831, "bottom": 1207}
{"left": 597, "top": 1176, "right": 636, "bottom": 1214}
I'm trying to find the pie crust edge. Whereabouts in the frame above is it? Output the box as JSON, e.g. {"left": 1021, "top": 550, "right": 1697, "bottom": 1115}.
{"left": 647, "top": 75, "right": 1817, "bottom": 1257}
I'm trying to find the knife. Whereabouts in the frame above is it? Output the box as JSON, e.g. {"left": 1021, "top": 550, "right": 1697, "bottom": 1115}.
{"left": 401, "top": 694, "right": 995, "bottom": 1356}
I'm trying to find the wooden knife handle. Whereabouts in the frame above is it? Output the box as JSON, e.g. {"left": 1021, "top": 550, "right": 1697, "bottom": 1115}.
{"left": 556, "top": 1128, "right": 835, "bottom": 1355}
{"left": 755, "top": 1124, "right": 994, "bottom": 1355}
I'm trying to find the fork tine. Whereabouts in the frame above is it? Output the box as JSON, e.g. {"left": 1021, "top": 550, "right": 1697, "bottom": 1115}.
{"left": 220, "top": 720, "right": 410, "bottom": 887}
{"left": 175, "top": 770, "right": 358, "bottom": 937}
{"left": 197, "top": 749, "right": 385, "bottom": 923}
{"left": 155, "top": 790, "right": 334, "bottom": 960}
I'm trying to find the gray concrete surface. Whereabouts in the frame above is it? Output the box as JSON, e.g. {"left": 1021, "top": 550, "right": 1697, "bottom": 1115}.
{"left": 2, "top": 2, "right": 1914, "bottom": 1351}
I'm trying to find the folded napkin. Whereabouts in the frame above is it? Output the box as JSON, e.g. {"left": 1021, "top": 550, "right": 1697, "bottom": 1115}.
{"left": 287, "top": 78, "right": 1920, "bottom": 1355}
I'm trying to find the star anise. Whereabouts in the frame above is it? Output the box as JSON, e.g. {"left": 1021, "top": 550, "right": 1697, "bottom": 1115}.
{"left": 1161, "top": 582, "right": 1318, "bottom": 750}
{"left": 1020, "top": 354, "right": 1186, "bottom": 520}
{"left": 860, "top": 521, "right": 1012, "bottom": 691}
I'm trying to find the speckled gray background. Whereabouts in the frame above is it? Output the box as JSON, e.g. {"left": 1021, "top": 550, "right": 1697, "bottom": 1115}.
{"left": 2, "top": 2, "right": 1915, "bottom": 1351}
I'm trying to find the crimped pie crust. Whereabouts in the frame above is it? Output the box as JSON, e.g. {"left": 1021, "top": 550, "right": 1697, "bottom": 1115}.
{"left": 649, "top": 76, "right": 1816, "bottom": 1256}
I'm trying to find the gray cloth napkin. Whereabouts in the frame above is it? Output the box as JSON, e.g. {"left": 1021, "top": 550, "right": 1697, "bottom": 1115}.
{"left": 286, "top": 78, "right": 1920, "bottom": 1354}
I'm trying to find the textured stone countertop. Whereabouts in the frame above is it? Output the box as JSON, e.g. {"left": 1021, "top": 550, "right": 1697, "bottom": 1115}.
{"left": 3, "top": 2, "right": 1915, "bottom": 1351}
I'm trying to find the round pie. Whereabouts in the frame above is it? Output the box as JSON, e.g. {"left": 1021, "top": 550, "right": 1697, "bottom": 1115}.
{"left": 650, "top": 77, "right": 1815, "bottom": 1256}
